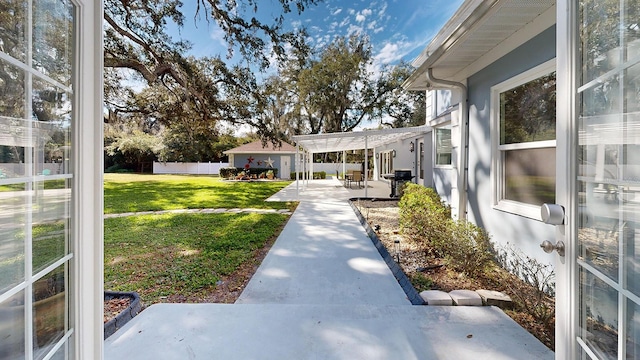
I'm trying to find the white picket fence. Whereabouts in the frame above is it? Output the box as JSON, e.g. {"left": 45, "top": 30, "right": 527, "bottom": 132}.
{"left": 152, "top": 161, "right": 362, "bottom": 176}
{"left": 153, "top": 162, "right": 230, "bottom": 175}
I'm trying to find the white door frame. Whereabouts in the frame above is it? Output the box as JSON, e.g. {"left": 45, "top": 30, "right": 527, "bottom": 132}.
{"left": 555, "top": 0, "right": 578, "bottom": 358}
{"left": 74, "top": 0, "right": 105, "bottom": 358}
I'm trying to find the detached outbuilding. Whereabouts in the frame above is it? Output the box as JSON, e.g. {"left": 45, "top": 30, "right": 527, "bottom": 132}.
{"left": 223, "top": 140, "right": 296, "bottom": 179}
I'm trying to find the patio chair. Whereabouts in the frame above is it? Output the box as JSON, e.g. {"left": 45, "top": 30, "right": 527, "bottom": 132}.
{"left": 351, "top": 170, "right": 362, "bottom": 188}
{"left": 345, "top": 170, "right": 354, "bottom": 187}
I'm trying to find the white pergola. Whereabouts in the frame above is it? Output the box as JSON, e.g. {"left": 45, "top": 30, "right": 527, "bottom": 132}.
{"left": 291, "top": 125, "right": 431, "bottom": 197}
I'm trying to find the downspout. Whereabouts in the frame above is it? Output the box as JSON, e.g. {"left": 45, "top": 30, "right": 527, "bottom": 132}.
{"left": 426, "top": 68, "right": 468, "bottom": 220}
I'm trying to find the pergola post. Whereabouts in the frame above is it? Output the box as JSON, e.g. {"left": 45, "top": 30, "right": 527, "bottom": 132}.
{"left": 364, "top": 136, "right": 369, "bottom": 198}
{"left": 295, "top": 144, "right": 299, "bottom": 199}
{"left": 308, "top": 152, "right": 314, "bottom": 182}
{"left": 342, "top": 151, "right": 346, "bottom": 181}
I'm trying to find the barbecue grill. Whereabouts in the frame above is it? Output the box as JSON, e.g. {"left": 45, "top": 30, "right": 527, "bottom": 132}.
{"left": 383, "top": 169, "right": 414, "bottom": 198}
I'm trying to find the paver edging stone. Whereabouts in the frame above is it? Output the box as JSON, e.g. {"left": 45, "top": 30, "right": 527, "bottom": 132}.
{"left": 449, "top": 289, "right": 483, "bottom": 306}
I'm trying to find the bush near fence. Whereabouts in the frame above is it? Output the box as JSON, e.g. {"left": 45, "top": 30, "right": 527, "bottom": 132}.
{"left": 290, "top": 171, "right": 326, "bottom": 179}
{"left": 220, "top": 167, "right": 280, "bottom": 179}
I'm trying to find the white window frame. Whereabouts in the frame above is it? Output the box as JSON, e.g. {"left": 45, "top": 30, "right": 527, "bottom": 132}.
{"left": 490, "top": 59, "right": 556, "bottom": 220}
{"left": 434, "top": 123, "right": 452, "bottom": 168}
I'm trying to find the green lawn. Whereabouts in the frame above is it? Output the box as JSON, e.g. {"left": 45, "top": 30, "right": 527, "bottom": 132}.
{"left": 103, "top": 173, "right": 295, "bottom": 305}
{"left": 104, "top": 173, "right": 294, "bottom": 213}
{"left": 104, "top": 212, "right": 288, "bottom": 304}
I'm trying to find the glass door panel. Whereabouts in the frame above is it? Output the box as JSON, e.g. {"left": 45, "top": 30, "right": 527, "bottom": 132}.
{"left": 0, "top": 0, "right": 75, "bottom": 358}
{"left": 578, "top": 0, "right": 640, "bottom": 358}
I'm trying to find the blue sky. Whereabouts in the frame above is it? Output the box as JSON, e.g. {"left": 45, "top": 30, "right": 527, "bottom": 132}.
{"left": 173, "top": 0, "right": 464, "bottom": 71}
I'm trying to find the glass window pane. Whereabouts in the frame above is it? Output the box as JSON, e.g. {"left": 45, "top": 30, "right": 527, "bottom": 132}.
{"left": 0, "top": 290, "right": 26, "bottom": 358}
{"left": 627, "top": 298, "right": 640, "bottom": 359}
{"left": 0, "top": 0, "right": 27, "bottom": 62}
{"left": 581, "top": 76, "right": 621, "bottom": 117}
{"left": 580, "top": 0, "right": 621, "bottom": 84}
{"left": 624, "top": 1, "right": 640, "bottom": 64}
{"left": 500, "top": 72, "right": 556, "bottom": 145}
{"left": 33, "top": 80, "right": 71, "bottom": 123}
{"left": 436, "top": 90, "right": 451, "bottom": 116}
{"left": 32, "top": 0, "right": 74, "bottom": 87}
{"left": 435, "top": 126, "right": 451, "bottom": 166}
{"left": 580, "top": 269, "right": 618, "bottom": 360}
{"left": 577, "top": 184, "right": 620, "bottom": 282}
{"left": 32, "top": 181, "right": 69, "bottom": 273}
{"left": 624, "top": 63, "right": 640, "bottom": 114}
{"left": 0, "top": 60, "right": 26, "bottom": 118}
{"left": 49, "top": 343, "right": 67, "bottom": 360}
{"left": 0, "top": 118, "right": 61, "bottom": 179}
{"left": 33, "top": 264, "right": 66, "bottom": 359}
{"left": 503, "top": 147, "right": 556, "bottom": 205}
{"left": 0, "top": 190, "right": 26, "bottom": 295}
{"left": 43, "top": 127, "right": 70, "bottom": 176}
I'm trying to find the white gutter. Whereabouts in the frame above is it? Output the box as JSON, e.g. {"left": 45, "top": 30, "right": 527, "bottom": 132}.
{"left": 426, "top": 68, "right": 468, "bottom": 220}
{"left": 402, "top": 0, "right": 500, "bottom": 91}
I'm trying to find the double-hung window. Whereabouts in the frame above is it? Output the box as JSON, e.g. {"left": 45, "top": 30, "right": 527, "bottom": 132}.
{"left": 491, "top": 59, "right": 556, "bottom": 219}
{"left": 435, "top": 125, "right": 452, "bottom": 166}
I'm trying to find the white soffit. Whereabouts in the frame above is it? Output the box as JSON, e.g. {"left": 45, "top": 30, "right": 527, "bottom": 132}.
{"left": 404, "top": 0, "right": 555, "bottom": 91}
{"left": 292, "top": 125, "right": 430, "bottom": 153}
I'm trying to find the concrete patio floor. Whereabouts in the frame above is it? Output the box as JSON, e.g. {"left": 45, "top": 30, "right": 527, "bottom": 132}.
{"left": 104, "top": 178, "right": 554, "bottom": 359}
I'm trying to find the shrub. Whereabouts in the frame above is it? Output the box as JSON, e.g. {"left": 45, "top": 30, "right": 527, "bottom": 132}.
{"left": 409, "top": 272, "right": 434, "bottom": 292}
{"left": 445, "top": 220, "right": 494, "bottom": 277}
{"left": 105, "top": 164, "right": 134, "bottom": 173}
{"left": 495, "top": 243, "right": 555, "bottom": 327}
{"left": 219, "top": 167, "right": 238, "bottom": 179}
{"left": 398, "top": 184, "right": 451, "bottom": 256}
{"left": 290, "top": 171, "right": 326, "bottom": 179}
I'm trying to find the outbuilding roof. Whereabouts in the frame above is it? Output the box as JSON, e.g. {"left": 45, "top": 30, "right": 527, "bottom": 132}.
{"left": 223, "top": 140, "right": 297, "bottom": 154}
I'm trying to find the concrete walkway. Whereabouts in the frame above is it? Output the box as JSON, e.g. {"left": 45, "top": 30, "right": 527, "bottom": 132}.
{"left": 105, "top": 178, "right": 554, "bottom": 359}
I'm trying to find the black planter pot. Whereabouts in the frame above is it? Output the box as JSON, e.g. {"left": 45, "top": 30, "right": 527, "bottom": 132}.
{"left": 104, "top": 291, "right": 142, "bottom": 339}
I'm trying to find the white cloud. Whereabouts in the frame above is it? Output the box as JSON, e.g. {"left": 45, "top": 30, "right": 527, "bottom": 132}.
{"left": 355, "top": 8, "right": 372, "bottom": 23}
{"left": 209, "top": 26, "right": 226, "bottom": 46}
{"left": 375, "top": 43, "right": 402, "bottom": 65}
{"left": 339, "top": 17, "right": 350, "bottom": 27}
{"left": 348, "top": 8, "right": 355, "bottom": 15}
{"left": 378, "top": 2, "right": 388, "bottom": 17}
{"left": 331, "top": 8, "right": 342, "bottom": 16}
{"left": 347, "top": 24, "right": 364, "bottom": 36}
